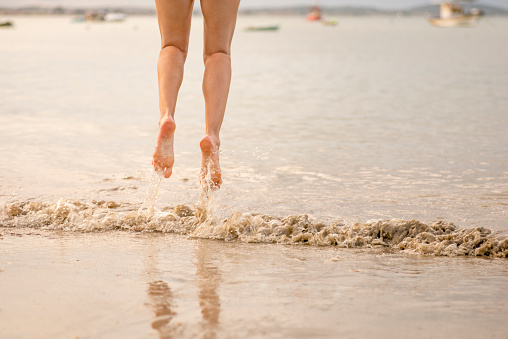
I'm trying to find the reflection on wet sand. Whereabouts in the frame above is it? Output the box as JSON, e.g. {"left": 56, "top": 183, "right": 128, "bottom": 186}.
{"left": 148, "top": 280, "right": 176, "bottom": 336}
{"left": 195, "top": 241, "right": 222, "bottom": 338}
{"left": 144, "top": 236, "right": 180, "bottom": 339}
{"left": 145, "top": 239, "right": 222, "bottom": 338}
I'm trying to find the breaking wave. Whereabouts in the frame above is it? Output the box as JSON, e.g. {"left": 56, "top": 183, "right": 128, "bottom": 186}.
{"left": 1, "top": 199, "right": 507, "bottom": 258}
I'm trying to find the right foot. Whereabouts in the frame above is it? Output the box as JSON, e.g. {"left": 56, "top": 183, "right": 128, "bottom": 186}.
{"left": 153, "top": 117, "right": 176, "bottom": 178}
{"left": 200, "top": 135, "right": 222, "bottom": 189}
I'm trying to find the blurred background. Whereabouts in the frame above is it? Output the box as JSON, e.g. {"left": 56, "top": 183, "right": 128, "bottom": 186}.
{"left": 1, "top": 0, "right": 508, "bottom": 11}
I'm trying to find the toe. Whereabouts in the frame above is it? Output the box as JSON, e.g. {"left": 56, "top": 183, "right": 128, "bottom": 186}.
{"left": 163, "top": 167, "right": 172, "bottom": 178}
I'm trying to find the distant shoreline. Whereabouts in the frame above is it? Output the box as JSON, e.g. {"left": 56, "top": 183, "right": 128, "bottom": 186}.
{"left": 1, "top": 4, "right": 508, "bottom": 17}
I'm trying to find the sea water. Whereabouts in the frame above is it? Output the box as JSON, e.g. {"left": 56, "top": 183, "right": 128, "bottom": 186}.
{"left": 1, "top": 15, "right": 507, "bottom": 338}
{"left": 1, "top": 15, "right": 507, "bottom": 251}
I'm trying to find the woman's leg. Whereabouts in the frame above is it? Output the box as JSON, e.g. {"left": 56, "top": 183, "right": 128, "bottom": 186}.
{"left": 153, "top": 0, "right": 194, "bottom": 178}
{"left": 199, "top": 0, "right": 241, "bottom": 188}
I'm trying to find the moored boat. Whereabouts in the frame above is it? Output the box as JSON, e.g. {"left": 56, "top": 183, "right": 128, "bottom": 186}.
{"left": 322, "top": 18, "right": 338, "bottom": 26}
{"left": 306, "top": 6, "right": 321, "bottom": 21}
{"left": 428, "top": 1, "right": 482, "bottom": 28}
{"left": 104, "top": 13, "right": 127, "bottom": 22}
{"left": 245, "top": 25, "right": 279, "bottom": 32}
{"left": 72, "top": 11, "right": 126, "bottom": 23}
{"left": 0, "top": 20, "right": 13, "bottom": 27}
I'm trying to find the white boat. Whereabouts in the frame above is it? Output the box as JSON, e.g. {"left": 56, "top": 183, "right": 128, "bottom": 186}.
{"left": 73, "top": 11, "right": 126, "bottom": 22}
{"left": 104, "top": 13, "right": 127, "bottom": 22}
{"left": 428, "top": 2, "right": 482, "bottom": 28}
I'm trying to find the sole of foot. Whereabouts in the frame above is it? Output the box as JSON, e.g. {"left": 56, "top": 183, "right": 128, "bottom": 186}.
{"left": 200, "top": 135, "right": 222, "bottom": 189}
{"left": 153, "top": 117, "right": 176, "bottom": 178}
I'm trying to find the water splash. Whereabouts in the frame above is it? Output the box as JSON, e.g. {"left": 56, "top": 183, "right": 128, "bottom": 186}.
{"left": 1, "top": 199, "right": 507, "bottom": 258}
{"left": 194, "top": 161, "right": 227, "bottom": 234}
{"left": 139, "top": 169, "right": 163, "bottom": 218}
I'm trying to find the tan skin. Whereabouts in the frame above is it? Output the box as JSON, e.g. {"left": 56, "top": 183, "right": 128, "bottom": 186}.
{"left": 152, "top": 0, "right": 241, "bottom": 189}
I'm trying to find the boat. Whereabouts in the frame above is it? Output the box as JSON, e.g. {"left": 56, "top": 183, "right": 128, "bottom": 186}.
{"left": 73, "top": 11, "right": 126, "bottom": 23}
{"left": 85, "top": 11, "right": 106, "bottom": 21}
{"left": 245, "top": 25, "right": 279, "bottom": 32}
{"left": 428, "top": 1, "right": 483, "bottom": 28}
{"left": 104, "top": 13, "right": 127, "bottom": 22}
{"left": 306, "top": 6, "right": 321, "bottom": 21}
{"left": 322, "top": 18, "right": 338, "bottom": 26}
{"left": 306, "top": 6, "right": 337, "bottom": 26}
{"left": 72, "top": 16, "right": 86, "bottom": 23}
{"left": 0, "top": 20, "right": 13, "bottom": 27}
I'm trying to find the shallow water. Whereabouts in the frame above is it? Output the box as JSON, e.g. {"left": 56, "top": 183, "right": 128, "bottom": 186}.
{"left": 1, "top": 15, "right": 507, "bottom": 228}
{"left": 1, "top": 15, "right": 508, "bottom": 338}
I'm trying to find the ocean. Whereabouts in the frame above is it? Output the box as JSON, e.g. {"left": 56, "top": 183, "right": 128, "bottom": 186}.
{"left": 1, "top": 15, "right": 507, "bottom": 338}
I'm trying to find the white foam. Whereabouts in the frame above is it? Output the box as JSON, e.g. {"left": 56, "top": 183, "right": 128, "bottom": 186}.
{"left": 1, "top": 199, "right": 507, "bottom": 258}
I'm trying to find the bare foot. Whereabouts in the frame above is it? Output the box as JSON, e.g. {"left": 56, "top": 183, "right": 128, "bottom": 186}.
{"left": 200, "top": 135, "right": 222, "bottom": 189}
{"left": 153, "top": 117, "right": 176, "bottom": 178}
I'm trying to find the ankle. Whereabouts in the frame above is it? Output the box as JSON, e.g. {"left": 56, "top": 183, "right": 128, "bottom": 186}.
{"left": 159, "top": 115, "right": 175, "bottom": 126}
{"left": 204, "top": 134, "right": 220, "bottom": 148}
{"left": 159, "top": 109, "right": 174, "bottom": 122}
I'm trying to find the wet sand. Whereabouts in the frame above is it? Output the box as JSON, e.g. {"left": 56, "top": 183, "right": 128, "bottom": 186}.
{"left": 1, "top": 228, "right": 507, "bottom": 338}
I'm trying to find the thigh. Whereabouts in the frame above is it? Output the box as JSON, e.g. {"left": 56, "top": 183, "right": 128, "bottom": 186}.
{"left": 200, "top": 0, "right": 241, "bottom": 56}
{"left": 155, "top": 0, "right": 195, "bottom": 52}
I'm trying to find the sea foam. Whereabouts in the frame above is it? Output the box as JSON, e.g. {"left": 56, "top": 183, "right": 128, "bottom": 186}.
{"left": 1, "top": 199, "right": 507, "bottom": 258}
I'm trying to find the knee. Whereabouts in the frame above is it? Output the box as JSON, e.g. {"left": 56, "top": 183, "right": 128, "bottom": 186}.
{"left": 160, "top": 43, "right": 188, "bottom": 61}
{"left": 203, "top": 50, "right": 231, "bottom": 64}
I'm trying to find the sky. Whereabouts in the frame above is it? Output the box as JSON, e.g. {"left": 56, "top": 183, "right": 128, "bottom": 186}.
{"left": 1, "top": 0, "right": 507, "bottom": 10}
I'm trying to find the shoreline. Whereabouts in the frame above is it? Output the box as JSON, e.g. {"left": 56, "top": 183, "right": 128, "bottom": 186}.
{"left": 1, "top": 198, "right": 507, "bottom": 258}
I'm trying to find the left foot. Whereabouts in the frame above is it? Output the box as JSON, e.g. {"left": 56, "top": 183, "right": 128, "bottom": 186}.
{"left": 200, "top": 135, "right": 222, "bottom": 189}
{"left": 153, "top": 117, "right": 176, "bottom": 178}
